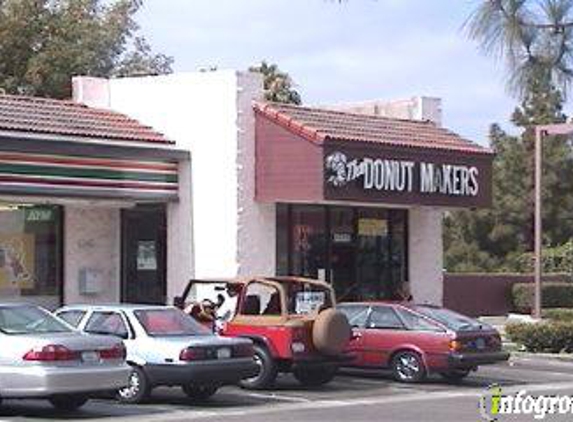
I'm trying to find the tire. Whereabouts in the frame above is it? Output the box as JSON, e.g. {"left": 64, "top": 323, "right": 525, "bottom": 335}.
{"left": 312, "top": 309, "right": 351, "bottom": 356}
{"left": 391, "top": 350, "right": 426, "bottom": 383}
{"left": 239, "top": 344, "right": 278, "bottom": 390}
{"left": 293, "top": 366, "right": 338, "bottom": 387}
{"left": 49, "top": 394, "right": 89, "bottom": 412}
{"left": 182, "top": 385, "right": 218, "bottom": 400}
{"left": 440, "top": 369, "right": 471, "bottom": 382}
{"left": 117, "top": 366, "right": 151, "bottom": 404}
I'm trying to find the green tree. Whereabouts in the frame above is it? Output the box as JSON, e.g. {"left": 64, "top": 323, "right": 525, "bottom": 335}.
{"left": 466, "top": 0, "right": 573, "bottom": 98}
{"left": 0, "top": 0, "right": 172, "bottom": 99}
{"left": 444, "top": 73, "right": 573, "bottom": 272}
{"left": 250, "top": 61, "right": 302, "bottom": 105}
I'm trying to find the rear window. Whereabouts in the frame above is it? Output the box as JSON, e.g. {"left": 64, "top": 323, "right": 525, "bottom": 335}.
{"left": 0, "top": 305, "right": 71, "bottom": 335}
{"left": 135, "top": 308, "right": 210, "bottom": 337}
{"left": 413, "top": 306, "right": 489, "bottom": 331}
{"left": 57, "top": 310, "right": 86, "bottom": 328}
{"left": 286, "top": 283, "right": 333, "bottom": 315}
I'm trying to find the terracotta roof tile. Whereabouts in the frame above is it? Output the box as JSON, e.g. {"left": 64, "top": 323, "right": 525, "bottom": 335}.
{"left": 254, "top": 101, "right": 492, "bottom": 155}
{"left": 0, "top": 94, "right": 171, "bottom": 144}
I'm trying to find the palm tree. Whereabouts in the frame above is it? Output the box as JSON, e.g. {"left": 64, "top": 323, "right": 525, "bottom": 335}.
{"left": 249, "top": 61, "right": 302, "bottom": 105}
{"left": 466, "top": 0, "right": 573, "bottom": 98}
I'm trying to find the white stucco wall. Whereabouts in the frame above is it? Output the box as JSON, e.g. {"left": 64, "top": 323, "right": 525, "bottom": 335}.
{"left": 105, "top": 71, "right": 241, "bottom": 279}
{"left": 75, "top": 71, "right": 270, "bottom": 283}
{"left": 408, "top": 207, "right": 444, "bottom": 305}
{"left": 64, "top": 207, "right": 121, "bottom": 304}
{"left": 235, "top": 72, "right": 275, "bottom": 276}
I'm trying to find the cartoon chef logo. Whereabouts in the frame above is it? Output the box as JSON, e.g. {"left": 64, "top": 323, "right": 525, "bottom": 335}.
{"left": 325, "top": 151, "right": 348, "bottom": 187}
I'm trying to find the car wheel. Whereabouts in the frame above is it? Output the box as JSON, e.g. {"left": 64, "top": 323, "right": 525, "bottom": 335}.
{"left": 239, "top": 344, "right": 278, "bottom": 390}
{"left": 391, "top": 350, "right": 426, "bottom": 383}
{"left": 49, "top": 394, "right": 89, "bottom": 412}
{"left": 440, "top": 369, "right": 471, "bottom": 382}
{"left": 117, "top": 366, "right": 151, "bottom": 404}
{"left": 293, "top": 366, "right": 338, "bottom": 387}
{"left": 182, "top": 385, "right": 218, "bottom": 400}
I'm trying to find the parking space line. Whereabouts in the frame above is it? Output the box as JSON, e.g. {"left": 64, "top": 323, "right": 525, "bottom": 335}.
{"left": 103, "top": 380, "right": 573, "bottom": 422}
{"left": 243, "top": 392, "right": 312, "bottom": 403}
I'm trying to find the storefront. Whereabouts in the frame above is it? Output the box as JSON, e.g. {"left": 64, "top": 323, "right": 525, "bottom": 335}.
{"left": 72, "top": 71, "right": 493, "bottom": 306}
{"left": 0, "top": 94, "right": 192, "bottom": 309}
{"left": 254, "top": 101, "right": 493, "bottom": 303}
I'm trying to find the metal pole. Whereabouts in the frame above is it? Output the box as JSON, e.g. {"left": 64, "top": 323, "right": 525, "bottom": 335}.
{"left": 533, "top": 127, "right": 543, "bottom": 320}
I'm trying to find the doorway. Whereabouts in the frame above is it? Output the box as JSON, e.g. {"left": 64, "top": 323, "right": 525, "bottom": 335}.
{"left": 121, "top": 205, "right": 167, "bottom": 304}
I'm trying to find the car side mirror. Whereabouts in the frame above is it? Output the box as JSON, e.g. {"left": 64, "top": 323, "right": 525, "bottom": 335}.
{"left": 173, "top": 296, "right": 184, "bottom": 309}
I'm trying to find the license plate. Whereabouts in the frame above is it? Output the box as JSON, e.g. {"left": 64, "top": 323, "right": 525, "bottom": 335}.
{"left": 217, "top": 347, "right": 231, "bottom": 359}
{"left": 82, "top": 351, "right": 100, "bottom": 363}
{"left": 475, "top": 338, "right": 486, "bottom": 350}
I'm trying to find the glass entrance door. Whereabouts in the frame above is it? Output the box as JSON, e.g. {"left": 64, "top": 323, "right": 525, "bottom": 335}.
{"left": 121, "top": 205, "right": 166, "bottom": 304}
{"left": 356, "top": 209, "right": 390, "bottom": 300}
{"left": 330, "top": 207, "right": 356, "bottom": 300}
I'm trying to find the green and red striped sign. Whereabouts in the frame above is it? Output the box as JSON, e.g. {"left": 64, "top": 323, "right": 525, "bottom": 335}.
{"left": 0, "top": 152, "right": 179, "bottom": 200}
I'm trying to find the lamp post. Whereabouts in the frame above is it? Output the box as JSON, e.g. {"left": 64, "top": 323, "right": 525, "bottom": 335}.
{"left": 533, "top": 123, "right": 573, "bottom": 319}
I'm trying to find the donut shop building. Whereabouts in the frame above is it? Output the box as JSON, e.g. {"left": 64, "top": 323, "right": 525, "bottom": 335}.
{"left": 73, "top": 71, "right": 493, "bottom": 306}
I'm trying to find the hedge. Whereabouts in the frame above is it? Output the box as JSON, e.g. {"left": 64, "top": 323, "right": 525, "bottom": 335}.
{"left": 512, "top": 282, "right": 573, "bottom": 313}
{"left": 506, "top": 321, "right": 573, "bottom": 353}
{"left": 543, "top": 308, "right": 573, "bottom": 322}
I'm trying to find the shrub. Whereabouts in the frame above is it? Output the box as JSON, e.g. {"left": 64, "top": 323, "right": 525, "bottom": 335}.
{"left": 512, "top": 282, "right": 573, "bottom": 313}
{"left": 543, "top": 308, "right": 573, "bottom": 322}
{"left": 506, "top": 321, "right": 573, "bottom": 353}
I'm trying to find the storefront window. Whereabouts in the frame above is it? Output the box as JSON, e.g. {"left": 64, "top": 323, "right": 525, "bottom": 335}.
{"left": 290, "top": 206, "right": 327, "bottom": 280}
{"left": 0, "top": 205, "right": 62, "bottom": 309}
{"left": 276, "top": 204, "right": 408, "bottom": 301}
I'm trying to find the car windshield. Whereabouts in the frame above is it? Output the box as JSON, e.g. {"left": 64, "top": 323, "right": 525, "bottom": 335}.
{"left": 286, "top": 283, "right": 333, "bottom": 315}
{"left": 413, "top": 306, "right": 489, "bottom": 331}
{"left": 0, "top": 305, "right": 72, "bottom": 335}
{"left": 135, "top": 308, "right": 210, "bottom": 337}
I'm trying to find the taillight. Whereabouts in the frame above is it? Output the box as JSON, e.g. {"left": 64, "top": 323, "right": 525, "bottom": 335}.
{"left": 448, "top": 339, "right": 463, "bottom": 352}
{"left": 233, "top": 343, "right": 254, "bottom": 358}
{"left": 100, "top": 343, "right": 126, "bottom": 360}
{"left": 23, "top": 345, "right": 79, "bottom": 362}
{"left": 291, "top": 327, "right": 309, "bottom": 354}
{"left": 180, "top": 347, "right": 207, "bottom": 361}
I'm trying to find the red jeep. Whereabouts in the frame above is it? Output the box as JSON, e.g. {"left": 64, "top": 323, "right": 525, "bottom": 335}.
{"left": 174, "top": 276, "right": 352, "bottom": 389}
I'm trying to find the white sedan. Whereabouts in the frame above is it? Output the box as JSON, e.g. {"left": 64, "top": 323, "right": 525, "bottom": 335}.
{"left": 0, "top": 303, "right": 130, "bottom": 412}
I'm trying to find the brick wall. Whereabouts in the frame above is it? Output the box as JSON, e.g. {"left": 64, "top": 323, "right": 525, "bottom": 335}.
{"left": 443, "top": 273, "right": 569, "bottom": 316}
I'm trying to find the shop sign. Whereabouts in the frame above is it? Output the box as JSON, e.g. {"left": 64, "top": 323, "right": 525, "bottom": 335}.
{"left": 358, "top": 219, "right": 387, "bottom": 237}
{"left": 137, "top": 241, "right": 157, "bottom": 271}
{"left": 25, "top": 208, "right": 54, "bottom": 222}
{"left": 325, "top": 151, "right": 479, "bottom": 197}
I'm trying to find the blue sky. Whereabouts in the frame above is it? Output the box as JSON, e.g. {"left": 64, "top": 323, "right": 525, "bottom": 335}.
{"left": 136, "top": 0, "right": 530, "bottom": 146}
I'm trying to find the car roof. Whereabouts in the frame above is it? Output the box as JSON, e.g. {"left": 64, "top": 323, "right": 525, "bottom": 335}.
{"left": 338, "top": 301, "right": 426, "bottom": 309}
{"left": 191, "top": 276, "right": 331, "bottom": 288}
{"left": 0, "top": 302, "right": 43, "bottom": 308}
{"left": 58, "top": 303, "right": 175, "bottom": 312}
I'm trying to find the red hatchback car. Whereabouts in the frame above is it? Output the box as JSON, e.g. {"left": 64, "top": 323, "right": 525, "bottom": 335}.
{"left": 338, "top": 302, "right": 509, "bottom": 383}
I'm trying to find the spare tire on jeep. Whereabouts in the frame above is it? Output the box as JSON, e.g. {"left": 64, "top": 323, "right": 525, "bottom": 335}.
{"left": 312, "top": 308, "right": 351, "bottom": 356}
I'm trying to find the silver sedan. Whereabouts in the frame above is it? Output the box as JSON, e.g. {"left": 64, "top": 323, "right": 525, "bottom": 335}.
{"left": 0, "top": 303, "right": 130, "bottom": 411}
{"left": 56, "top": 304, "right": 258, "bottom": 403}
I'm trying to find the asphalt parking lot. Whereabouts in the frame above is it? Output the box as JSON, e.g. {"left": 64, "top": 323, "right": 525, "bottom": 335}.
{"left": 2, "top": 356, "right": 573, "bottom": 422}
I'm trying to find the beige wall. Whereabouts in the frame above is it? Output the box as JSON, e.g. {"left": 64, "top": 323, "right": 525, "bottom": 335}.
{"left": 64, "top": 207, "right": 121, "bottom": 304}
{"left": 409, "top": 207, "right": 444, "bottom": 305}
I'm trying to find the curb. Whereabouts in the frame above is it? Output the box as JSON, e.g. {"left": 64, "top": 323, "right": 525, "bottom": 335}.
{"left": 510, "top": 351, "right": 573, "bottom": 363}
